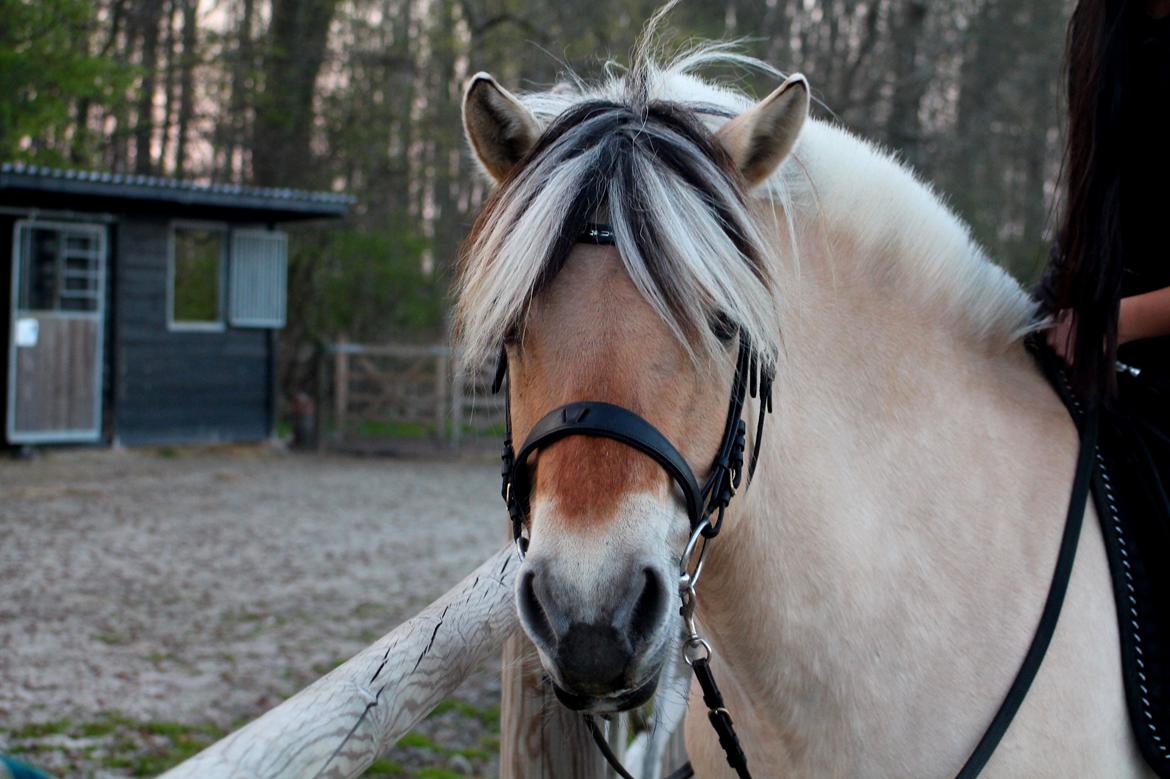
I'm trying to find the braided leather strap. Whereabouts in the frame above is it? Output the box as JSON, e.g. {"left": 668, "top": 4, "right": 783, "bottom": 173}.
{"left": 692, "top": 657, "right": 751, "bottom": 778}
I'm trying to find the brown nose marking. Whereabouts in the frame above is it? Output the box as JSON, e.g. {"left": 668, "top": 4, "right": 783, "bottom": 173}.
{"left": 534, "top": 435, "right": 665, "bottom": 527}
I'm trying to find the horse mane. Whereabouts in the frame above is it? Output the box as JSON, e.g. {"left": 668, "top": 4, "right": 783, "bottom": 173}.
{"left": 455, "top": 40, "right": 1037, "bottom": 372}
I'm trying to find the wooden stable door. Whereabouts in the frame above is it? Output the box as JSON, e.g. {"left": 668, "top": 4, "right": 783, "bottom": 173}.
{"left": 7, "top": 221, "right": 107, "bottom": 443}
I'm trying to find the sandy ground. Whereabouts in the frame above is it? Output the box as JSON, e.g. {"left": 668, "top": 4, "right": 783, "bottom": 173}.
{"left": 0, "top": 446, "right": 507, "bottom": 778}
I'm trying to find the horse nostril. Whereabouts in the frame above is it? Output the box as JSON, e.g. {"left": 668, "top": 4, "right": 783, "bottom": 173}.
{"left": 628, "top": 567, "right": 668, "bottom": 647}
{"left": 517, "top": 568, "right": 557, "bottom": 649}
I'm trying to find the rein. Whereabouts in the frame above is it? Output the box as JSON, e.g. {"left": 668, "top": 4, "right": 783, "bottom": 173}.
{"left": 491, "top": 224, "right": 1099, "bottom": 779}
{"left": 953, "top": 340, "right": 1099, "bottom": 778}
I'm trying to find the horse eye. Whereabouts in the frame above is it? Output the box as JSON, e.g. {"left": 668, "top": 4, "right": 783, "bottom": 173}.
{"left": 709, "top": 313, "right": 737, "bottom": 343}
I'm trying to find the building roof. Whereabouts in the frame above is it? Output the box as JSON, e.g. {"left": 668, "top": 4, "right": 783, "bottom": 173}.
{"left": 0, "top": 162, "right": 355, "bottom": 221}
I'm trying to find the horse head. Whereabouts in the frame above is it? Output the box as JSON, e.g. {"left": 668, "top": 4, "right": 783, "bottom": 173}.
{"left": 457, "top": 69, "right": 808, "bottom": 713}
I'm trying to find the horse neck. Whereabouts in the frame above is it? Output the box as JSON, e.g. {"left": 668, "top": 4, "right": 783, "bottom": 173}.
{"left": 693, "top": 216, "right": 1080, "bottom": 768}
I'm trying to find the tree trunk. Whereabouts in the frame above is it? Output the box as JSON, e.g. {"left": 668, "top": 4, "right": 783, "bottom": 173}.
{"left": 887, "top": 0, "right": 929, "bottom": 168}
{"left": 158, "top": 0, "right": 179, "bottom": 173}
{"left": 221, "top": 0, "right": 255, "bottom": 181}
{"left": 174, "top": 0, "right": 199, "bottom": 177}
{"left": 251, "top": 0, "right": 339, "bottom": 187}
{"left": 133, "top": 0, "right": 167, "bottom": 174}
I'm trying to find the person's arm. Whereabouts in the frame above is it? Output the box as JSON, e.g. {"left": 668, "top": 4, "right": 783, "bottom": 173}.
{"left": 1119, "top": 286, "right": 1170, "bottom": 344}
{"left": 1045, "top": 285, "right": 1170, "bottom": 362}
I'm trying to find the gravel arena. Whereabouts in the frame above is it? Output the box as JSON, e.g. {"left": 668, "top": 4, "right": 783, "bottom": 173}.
{"left": 0, "top": 446, "right": 505, "bottom": 778}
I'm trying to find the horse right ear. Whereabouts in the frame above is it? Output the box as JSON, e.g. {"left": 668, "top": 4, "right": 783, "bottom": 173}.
{"left": 463, "top": 73, "right": 541, "bottom": 184}
{"left": 715, "top": 74, "right": 809, "bottom": 189}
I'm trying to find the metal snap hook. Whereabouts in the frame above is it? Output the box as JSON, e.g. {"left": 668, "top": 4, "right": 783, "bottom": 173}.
{"left": 683, "top": 636, "right": 712, "bottom": 666}
{"left": 678, "top": 518, "right": 711, "bottom": 590}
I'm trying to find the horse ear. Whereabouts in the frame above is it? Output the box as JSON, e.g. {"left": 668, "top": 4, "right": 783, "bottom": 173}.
{"left": 715, "top": 74, "right": 809, "bottom": 188}
{"left": 463, "top": 72, "right": 541, "bottom": 183}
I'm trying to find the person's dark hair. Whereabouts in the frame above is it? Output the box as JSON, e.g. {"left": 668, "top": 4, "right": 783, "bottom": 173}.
{"left": 1043, "top": 0, "right": 1134, "bottom": 399}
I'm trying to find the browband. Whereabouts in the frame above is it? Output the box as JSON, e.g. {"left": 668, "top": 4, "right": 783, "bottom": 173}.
{"left": 578, "top": 223, "right": 617, "bottom": 245}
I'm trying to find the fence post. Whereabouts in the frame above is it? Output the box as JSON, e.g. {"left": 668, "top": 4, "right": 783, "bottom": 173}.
{"left": 314, "top": 344, "right": 327, "bottom": 451}
{"left": 450, "top": 358, "right": 464, "bottom": 451}
{"left": 499, "top": 631, "right": 606, "bottom": 778}
{"left": 434, "top": 347, "right": 448, "bottom": 447}
{"left": 333, "top": 335, "right": 349, "bottom": 442}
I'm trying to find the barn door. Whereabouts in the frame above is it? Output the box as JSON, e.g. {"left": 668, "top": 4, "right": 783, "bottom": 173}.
{"left": 7, "top": 220, "right": 107, "bottom": 443}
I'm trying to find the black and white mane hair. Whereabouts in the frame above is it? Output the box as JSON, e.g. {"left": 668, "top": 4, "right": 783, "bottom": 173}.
{"left": 455, "top": 44, "right": 790, "bottom": 372}
{"left": 456, "top": 41, "right": 1035, "bottom": 372}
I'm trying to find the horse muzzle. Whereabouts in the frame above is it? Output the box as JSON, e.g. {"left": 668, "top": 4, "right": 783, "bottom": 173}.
{"left": 517, "top": 559, "right": 673, "bottom": 711}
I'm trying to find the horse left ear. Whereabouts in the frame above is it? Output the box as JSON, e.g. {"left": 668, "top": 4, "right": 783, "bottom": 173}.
{"left": 715, "top": 74, "right": 809, "bottom": 188}
{"left": 463, "top": 72, "right": 542, "bottom": 184}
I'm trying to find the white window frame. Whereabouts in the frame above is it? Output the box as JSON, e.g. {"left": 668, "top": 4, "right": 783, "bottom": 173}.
{"left": 168, "top": 220, "right": 227, "bottom": 332}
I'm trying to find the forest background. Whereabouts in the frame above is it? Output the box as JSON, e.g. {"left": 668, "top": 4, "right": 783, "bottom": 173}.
{"left": 1, "top": 0, "right": 1072, "bottom": 402}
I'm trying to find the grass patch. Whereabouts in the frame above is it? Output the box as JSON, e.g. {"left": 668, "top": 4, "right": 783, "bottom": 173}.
{"left": 311, "top": 657, "right": 349, "bottom": 677}
{"left": 396, "top": 731, "right": 441, "bottom": 752}
{"left": 351, "top": 419, "right": 506, "bottom": 441}
{"left": 394, "top": 727, "right": 492, "bottom": 762}
{"left": 363, "top": 757, "right": 407, "bottom": 776}
{"left": 352, "top": 601, "right": 386, "bottom": 619}
{"left": 414, "top": 768, "right": 473, "bottom": 779}
{"left": 11, "top": 720, "right": 73, "bottom": 739}
{"left": 426, "top": 699, "right": 499, "bottom": 728}
{"left": 357, "top": 419, "right": 433, "bottom": 439}
{"left": 7, "top": 713, "right": 225, "bottom": 777}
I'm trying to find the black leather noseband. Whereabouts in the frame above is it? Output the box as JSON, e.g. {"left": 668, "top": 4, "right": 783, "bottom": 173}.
{"left": 493, "top": 223, "right": 773, "bottom": 555}
{"left": 510, "top": 401, "right": 705, "bottom": 529}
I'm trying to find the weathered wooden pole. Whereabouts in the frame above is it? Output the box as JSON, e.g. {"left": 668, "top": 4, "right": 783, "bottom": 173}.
{"left": 161, "top": 545, "right": 519, "bottom": 779}
{"left": 499, "top": 519, "right": 607, "bottom": 779}
{"left": 314, "top": 343, "right": 327, "bottom": 451}
{"left": 450, "top": 360, "right": 465, "bottom": 450}
{"left": 333, "top": 336, "right": 349, "bottom": 442}
{"left": 499, "top": 631, "right": 607, "bottom": 777}
{"left": 434, "top": 346, "right": 448, "bottom": 447}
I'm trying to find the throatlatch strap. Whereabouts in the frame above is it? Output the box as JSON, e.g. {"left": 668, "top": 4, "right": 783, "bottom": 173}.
{"left": 953, "top": 401, "right": 1099, "bottom": 779}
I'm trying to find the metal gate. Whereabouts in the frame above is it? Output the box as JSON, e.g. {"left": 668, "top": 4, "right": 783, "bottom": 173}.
{"left": 6, "top": 220, "right": 107, "bottom": 443}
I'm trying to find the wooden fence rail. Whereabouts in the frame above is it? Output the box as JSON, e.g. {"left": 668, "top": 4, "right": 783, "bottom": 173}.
{"left": 159, "top": 547, "right": 687, "bottom": 779}
{"left": 160, "top": 546, "right": 519, "bottom": 779}
{"left": 315, "top": 340, "right": 504, "bottom": 451}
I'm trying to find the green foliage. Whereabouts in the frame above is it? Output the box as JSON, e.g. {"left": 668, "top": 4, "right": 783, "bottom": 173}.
{"left": 0, "top": 0, "right": 132, "bottom": 164}
{"left": 172, "top": 228, "right": 225, "bottom": 324}
{"left": 291, "top": 224, "right": 444, "bottom": 342}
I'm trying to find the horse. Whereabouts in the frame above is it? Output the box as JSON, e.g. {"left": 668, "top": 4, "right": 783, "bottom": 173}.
{"left": 454, "top": 38, "right": 1150, "bottom": 778}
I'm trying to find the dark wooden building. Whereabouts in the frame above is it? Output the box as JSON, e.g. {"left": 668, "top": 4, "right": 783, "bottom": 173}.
{"left": 1, "top": 163, "right": 351, "bottom": 446}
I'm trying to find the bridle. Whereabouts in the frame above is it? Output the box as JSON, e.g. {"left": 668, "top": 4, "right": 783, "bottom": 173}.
{"left": 489, "top": 224, "right": 1101, "bottom": 779}
{"left": 493, "top": 222, "right": 771, "bottom": 778}
{"left": 494, "top": 306, "right": 773, "bottom": 560}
